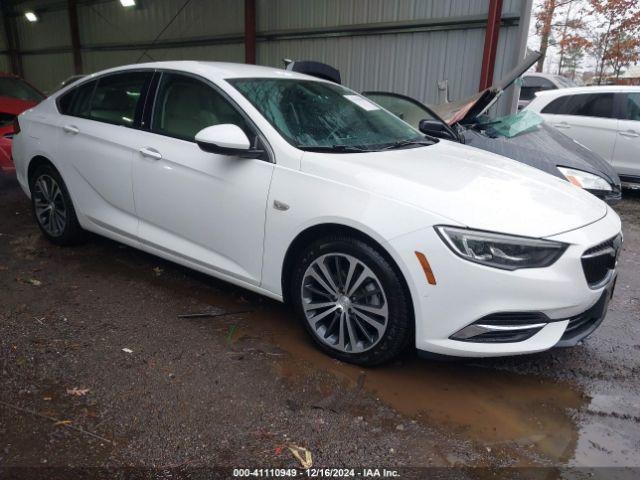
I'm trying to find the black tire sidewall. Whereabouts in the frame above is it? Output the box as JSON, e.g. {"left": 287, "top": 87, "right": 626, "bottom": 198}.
{"left": 291, "top": 236, "right": 413, "bottom": 366}
{"left": 29, "top": 164, "right": 83, "bottom": 246}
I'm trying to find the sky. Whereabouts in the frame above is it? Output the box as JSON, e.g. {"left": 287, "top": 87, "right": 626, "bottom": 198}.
{"left": 526, "top": 0, "right": 599, "bottom": 76}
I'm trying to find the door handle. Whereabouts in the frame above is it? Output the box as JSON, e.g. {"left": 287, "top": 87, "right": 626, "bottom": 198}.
{"left": 619, "top": 130, "right": 639, "bottom": 138}
{"left": 63, "top": 125, "right": 79, "bottom": 134}
{"left": 139, "top": 147, "right": 162, "bottom": 160}
{"left": 554, "top": 122, "right": 570, "bottom": 129}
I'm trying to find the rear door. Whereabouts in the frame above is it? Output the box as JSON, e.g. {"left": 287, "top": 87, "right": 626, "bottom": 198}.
{"left": 541, "top": 92, "right": 619, "bottom": 162}
{"left": 612, "top": 92, "right": 640, "bottom": 179}
{"left": 56, "top": 71, "right": 153, "bottom": 241}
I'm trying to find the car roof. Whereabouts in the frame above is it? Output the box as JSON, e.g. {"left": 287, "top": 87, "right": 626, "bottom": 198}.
{"left": 536, "top": 85, "right": 640, "bottom": 97}
{"left": 81, "top": 60, "right": 324, "bottom": 82}
{"left": 523, "top": 72, "right": 559, "bottom": 79}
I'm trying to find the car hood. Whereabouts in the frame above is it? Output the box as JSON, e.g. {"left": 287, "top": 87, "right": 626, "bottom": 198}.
{"left": 301, "top": 140, "right": 607, "bottom": 238}
{"left": 462, "top": 121, "right": 621, "bottom": 186}
{"left": 0, "top": 96, "right": 38, "bottom": 116}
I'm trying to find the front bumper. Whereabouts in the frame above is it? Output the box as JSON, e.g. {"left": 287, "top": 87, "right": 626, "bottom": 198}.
{"left": 389, "top": 208, "right": 621, "bottom": 358}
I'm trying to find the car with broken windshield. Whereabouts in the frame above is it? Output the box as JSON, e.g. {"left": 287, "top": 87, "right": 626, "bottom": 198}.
{"left": 12, "top": 61, "right": 622, "bottom": 365}
{"left": 357, "top": 53, "right": 622, "bottom": 204}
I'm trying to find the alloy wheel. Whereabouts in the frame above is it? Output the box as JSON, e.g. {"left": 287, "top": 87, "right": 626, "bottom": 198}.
{"left": 300, "top": 253, "right": 389, "bottom": 353}
{"left": 33, "top": 174, "right": 67, "bottom": 237}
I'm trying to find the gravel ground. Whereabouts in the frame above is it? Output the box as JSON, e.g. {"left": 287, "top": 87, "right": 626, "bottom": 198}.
{"left": 1, "top": 174, "right": 639, "bottom": 477}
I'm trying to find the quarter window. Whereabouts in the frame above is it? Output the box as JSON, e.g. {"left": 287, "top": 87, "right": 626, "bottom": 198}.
{"left": 57, "top": 80, "right": 96, "bottom": 116}
{"left": 88, "top": 72, "right": 151, "bottom": 126}
{"left": 152, "top": 73, "right": 249, "bottom": 141}
{"left": 625, "top": 93, "right": 640, "bottom": 121}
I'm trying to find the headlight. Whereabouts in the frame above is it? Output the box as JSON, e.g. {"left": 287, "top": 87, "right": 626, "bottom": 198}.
{"left": 557, "top": 166, "right": 612, "bottom": 192}
{"left": 435, "top": 226, "right": 568, "bottom": 270}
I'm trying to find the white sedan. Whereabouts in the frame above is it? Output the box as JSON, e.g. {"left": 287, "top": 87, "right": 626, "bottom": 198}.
{"left": 526, "top": 85, "right": 640, "bottom": 188}
{"left": 12, "top": 61, "right": 622, "bottom": 365}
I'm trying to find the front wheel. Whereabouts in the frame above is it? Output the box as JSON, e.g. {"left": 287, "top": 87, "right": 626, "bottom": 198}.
{"left": 291, "top": 236, "right": 413, "bottom": 366}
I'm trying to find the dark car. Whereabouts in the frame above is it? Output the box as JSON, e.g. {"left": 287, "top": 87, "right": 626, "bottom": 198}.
{"left": 287, "top": 55, "right": 622, "bottom": 204}
{"left": 362, "top": 52, "right": 621, "bottom": 204}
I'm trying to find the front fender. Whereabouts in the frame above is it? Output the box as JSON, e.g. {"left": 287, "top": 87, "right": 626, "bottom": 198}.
{"left": 260, "top": 166, "right": 457, "bottom": 302}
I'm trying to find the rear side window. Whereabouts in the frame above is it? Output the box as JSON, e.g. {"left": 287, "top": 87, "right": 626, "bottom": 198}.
{"left": 625, "top": 93, "right": 640, "bottom": 121}
{"left": 542, "top": 93, "right": 614, "bottom": 118}
{"left": 151, "top": 73, "right": 249, "bottom": 141}
{"left": 88, "top": 72, "right": 151, "bottom": 126}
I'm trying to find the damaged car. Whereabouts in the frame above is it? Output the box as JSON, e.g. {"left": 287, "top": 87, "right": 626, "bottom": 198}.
{"left": 0, "top": 72, "right": 45, "bottom": 175}
{"left": 361, "top": 53, "right": 621, "bottom": 204}
{"left": 287, "top": 55, "right": 622, "bottom": 204}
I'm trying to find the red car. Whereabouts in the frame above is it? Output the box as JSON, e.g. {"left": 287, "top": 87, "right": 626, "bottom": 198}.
{"left": 0, "top": 72, "right": 45, "bottom": 174}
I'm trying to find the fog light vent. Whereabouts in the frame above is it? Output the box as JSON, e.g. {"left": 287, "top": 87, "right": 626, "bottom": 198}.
{"left": 450, "top": 311, "right": 549, "bottom": 343}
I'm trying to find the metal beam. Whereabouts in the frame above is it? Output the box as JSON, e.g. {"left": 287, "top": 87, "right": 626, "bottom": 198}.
{"left": 1, "top": 1, "right": 24, "bottom": 76}
{"left": 67, "top": 0, "right": 83, "bottom": 74}
{"left": 1, "top": 13, "right": 520, "bottom": 57}
{"left": 244, "top": 0, "right": 256, "bottom": 64}
{"left": 479, "top": 0, "right": 504, "bottom": 90}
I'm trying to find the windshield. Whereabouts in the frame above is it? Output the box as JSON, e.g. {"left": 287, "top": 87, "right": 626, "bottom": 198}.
{"left": 476, "top": 110, "right": 544, "bottom": 138}
{"left": 229, "top": 78, "right": 428, "bottom": 151}
{"left": 0, "top": 77, "right": 44, "bottom": 102}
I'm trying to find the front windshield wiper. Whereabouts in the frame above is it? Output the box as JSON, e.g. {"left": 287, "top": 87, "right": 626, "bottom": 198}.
{"left": 297, "top": 144, "right": 373, "bottom": 153}
{"left": 379, "top": 138, "right": 435, "bottom": 150}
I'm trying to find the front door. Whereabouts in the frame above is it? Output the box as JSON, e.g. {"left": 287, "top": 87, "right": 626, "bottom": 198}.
{"left": 131, "top": 72, "right": 274, "bottom": 285}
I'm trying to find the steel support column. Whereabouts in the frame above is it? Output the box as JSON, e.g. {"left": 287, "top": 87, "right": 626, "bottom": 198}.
{"left": 1, "top": 2, "right": 23, "bottom": 77}
{"left": 67, "top": 0, "right": 83, "bottom": 74}
{"left": 479, "top": 0, "right": 503, "bottom": 90}
{"left": 244, "top": 0, "right": 256, "bottom": 64}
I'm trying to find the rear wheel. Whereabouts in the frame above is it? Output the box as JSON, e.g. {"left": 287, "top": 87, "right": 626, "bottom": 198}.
{"left": 30, "top": 164, "right": 84, "bottom": 245}
{"left": 291, "top": 235, "right": 413, "bottom": 366}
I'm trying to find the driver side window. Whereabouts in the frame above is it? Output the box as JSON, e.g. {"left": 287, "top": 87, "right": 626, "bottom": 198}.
{"left": 152, "top": 73, "right": 249, "bottom": 142}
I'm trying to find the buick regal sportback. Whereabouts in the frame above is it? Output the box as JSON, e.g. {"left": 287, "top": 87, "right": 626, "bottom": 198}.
{"left": 12, "top": 62, "right": 622, "bottom": 365}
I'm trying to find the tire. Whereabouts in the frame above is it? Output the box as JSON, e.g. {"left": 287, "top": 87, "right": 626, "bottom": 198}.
{"left": 29, "top": 163, "right": 85, "bottom": 246}
{"left": 290, "top": 235, "right": 413, "bottom": 366}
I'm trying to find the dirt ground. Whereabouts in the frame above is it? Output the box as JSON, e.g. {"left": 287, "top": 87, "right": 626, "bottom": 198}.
{"left": 1, "top": 174, "right": 639, "bottom": 478}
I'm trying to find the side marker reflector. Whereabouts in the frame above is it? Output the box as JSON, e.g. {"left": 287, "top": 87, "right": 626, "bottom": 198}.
{"left": 415, "top": 251, "right": 437, "bottom": 285}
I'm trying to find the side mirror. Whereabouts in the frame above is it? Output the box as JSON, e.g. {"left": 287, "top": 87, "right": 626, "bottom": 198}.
{"left": 195, "top": 124, "right": 264, "bottom": 158}
{"left": 418, "top": 119, "right": 459, "bottom": 142}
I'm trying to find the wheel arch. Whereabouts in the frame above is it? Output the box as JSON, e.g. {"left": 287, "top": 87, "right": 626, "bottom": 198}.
{"left": 27, "top": 155, "right": 57, "bottom": 187}
{"left": 280, "top": 223, "right": 414, "bottom": 319}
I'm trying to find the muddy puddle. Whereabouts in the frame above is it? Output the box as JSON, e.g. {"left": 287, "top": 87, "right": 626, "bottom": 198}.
{"left": 75, "top": 244, "right": 594, "bottom": 466}
{"left": 241, "top": 308, "right": 585, "bottom": 464}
